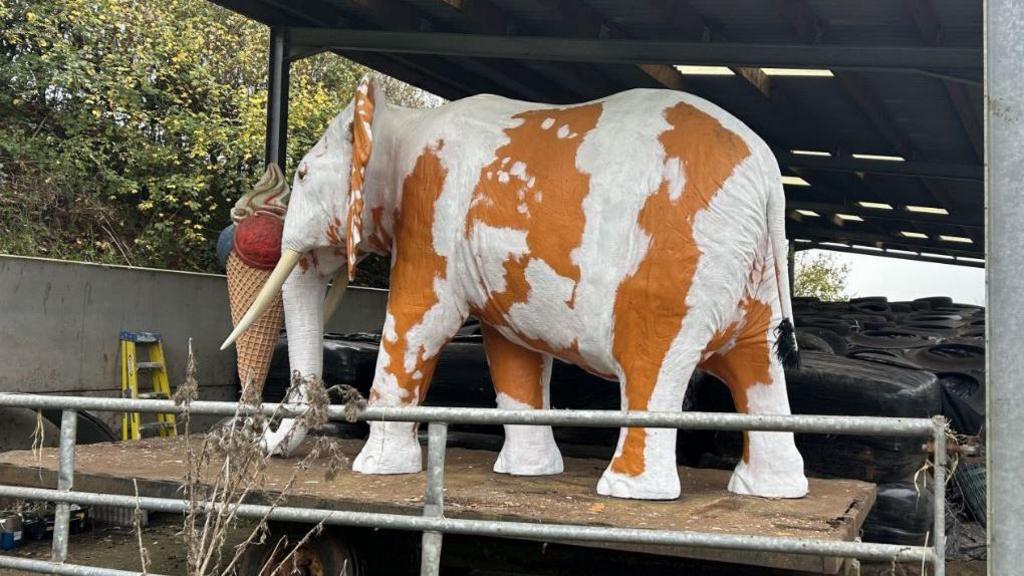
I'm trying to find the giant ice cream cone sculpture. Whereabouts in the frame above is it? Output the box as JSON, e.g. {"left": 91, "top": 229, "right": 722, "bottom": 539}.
{"left": 225, "top": 164, "right": 290, "bottom": 395}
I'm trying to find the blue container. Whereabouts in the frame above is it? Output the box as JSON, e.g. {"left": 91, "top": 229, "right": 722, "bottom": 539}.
{"left": 0, "top": 515, "right": 22, "bottom": 550}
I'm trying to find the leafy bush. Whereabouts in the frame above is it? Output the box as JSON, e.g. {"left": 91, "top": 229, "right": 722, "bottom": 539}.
{"left": 1, "top": 0, "right": 432, "bottom": 281}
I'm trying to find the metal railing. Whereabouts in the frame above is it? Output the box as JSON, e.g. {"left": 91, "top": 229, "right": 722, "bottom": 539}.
{"left": 0, "top": 393, "right": 947, "bottom": 576}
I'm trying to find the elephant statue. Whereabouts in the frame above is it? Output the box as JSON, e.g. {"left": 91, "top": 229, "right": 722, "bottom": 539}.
{"left": 223, "top": 76, "right": 808, "bottom": 501}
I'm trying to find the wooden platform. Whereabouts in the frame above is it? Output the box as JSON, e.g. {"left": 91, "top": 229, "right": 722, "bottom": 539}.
{"left": 0, "top": 437, "right": 875, "bottom": 574}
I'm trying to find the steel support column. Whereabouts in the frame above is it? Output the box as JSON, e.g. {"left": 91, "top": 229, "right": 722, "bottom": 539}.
{"left": 51, "top": 410, "right": 77, "bottom": 563}
{"left": 986, "top": 0, "right": 1024, "bottom": 571}
{"left": 265, "top": 27, "right": 290, "bottom": 171}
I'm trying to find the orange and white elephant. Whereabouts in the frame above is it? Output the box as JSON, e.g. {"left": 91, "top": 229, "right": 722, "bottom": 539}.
{"left": 223, "top": 76, "right": 808, "bottom": 501}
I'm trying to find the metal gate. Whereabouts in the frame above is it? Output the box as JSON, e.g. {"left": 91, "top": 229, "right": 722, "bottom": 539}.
{"left": 0, "top": 394, "right": 947, "bottom": 575}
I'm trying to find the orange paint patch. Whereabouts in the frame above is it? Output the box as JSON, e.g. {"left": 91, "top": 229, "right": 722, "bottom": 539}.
{"left": 366, "top": 206, "right": 395, "bottom": 253}
{"left": 466, "top": 103, "right": 602, "bottom": 332}
{"left": 610, "top": 101, "right": 751, "bottom": 476}
{"left": 378, "top": 141, "right": 449, "bottom": 402}
{"left": 326, "top": 216, "right": 346, "bottom": 256}
{"left": 481, "top": 323, "right": 545, "bottom": 408}
{"left": 700, "top": 297, "right": 774, "bottom": 463}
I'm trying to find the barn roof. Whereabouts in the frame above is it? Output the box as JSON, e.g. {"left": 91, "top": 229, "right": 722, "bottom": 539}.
{"left": 212, "top": 0, "right": 984, "bottom": 267}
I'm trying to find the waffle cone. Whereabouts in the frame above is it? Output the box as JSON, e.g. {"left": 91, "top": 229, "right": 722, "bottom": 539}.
{"left": 227, "top": 251, "right": 285, "bottom": 396}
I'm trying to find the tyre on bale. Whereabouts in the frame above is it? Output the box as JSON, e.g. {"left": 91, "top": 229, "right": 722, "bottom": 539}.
{"left": 236, "top": 524, "right": 363, "bottom": 576}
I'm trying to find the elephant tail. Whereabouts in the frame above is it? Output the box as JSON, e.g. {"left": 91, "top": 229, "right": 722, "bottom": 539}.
{"left": 765, "top": 162, "right": 800, "bottom": 370}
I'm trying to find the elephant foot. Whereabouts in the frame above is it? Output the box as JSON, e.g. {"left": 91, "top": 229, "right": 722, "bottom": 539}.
{"left": 596, "top": 463, "right": 681, "bottom": 501}
{"left": 352, "top": 422, "right": 422, "bottom": 475}
{"left": 493, "top": 425, "right": 564, "bottom": 476}
{"left": 727, "top": 432, "right": 808, "bottom": 498}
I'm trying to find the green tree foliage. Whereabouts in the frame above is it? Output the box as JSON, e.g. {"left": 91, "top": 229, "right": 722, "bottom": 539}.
{"left": 0, "top": 0, "right": 435, "bottom": 274}
{"left": 794, "top": 251, "right": 850, "bottom": 302}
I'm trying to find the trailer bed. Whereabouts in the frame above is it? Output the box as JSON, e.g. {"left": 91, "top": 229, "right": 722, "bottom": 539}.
{"left": 0, "top": 436, "right": 875, "bottom": 574}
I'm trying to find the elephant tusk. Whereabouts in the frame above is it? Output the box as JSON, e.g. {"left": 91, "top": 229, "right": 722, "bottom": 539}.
{"left": 322, "top": 268, "right": 349, "bottom": 328}
{"left": 220, "top": 249, "right": 302, "bottom": 350}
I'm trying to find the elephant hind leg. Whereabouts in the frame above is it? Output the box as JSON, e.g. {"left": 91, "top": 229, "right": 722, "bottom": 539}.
{"left": 700, "top": 300, "right": 807, "bottom": 498}
{"left": 482, "top": 324, "right": 563, "bottom": 476}
{"left": 598, "top": 340, "right": 707, "bottom": 501}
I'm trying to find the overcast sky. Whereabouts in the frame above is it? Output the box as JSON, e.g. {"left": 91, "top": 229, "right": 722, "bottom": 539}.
{"left": 800, "top": 249, "right": 986, "bottom": 305}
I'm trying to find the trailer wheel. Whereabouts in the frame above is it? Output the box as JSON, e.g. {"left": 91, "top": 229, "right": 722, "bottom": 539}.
{"left": 236, "top": 525, "right": 362, "bottom": 576}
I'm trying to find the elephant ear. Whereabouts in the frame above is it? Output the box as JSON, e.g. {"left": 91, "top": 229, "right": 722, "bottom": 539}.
{"left": 346, "top": 76, "right": 376, "bottom": 281}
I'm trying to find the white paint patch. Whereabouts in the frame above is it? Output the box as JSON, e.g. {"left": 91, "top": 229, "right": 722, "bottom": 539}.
{"left": 557, "top": 125, "right": 570, "bottom": 139}
{"left": 662, "top": 157, "right": 685, "bottom": 201}
{"left": 572, "top": 89, "right": 682, "bottom": 376}
{"left": 504, "top": 258, "right": 580, "bottom": 351}
{"left": 541, "top": 117, "right": 555, "bottom": 130}
{"left": 509, "top": 161, "right": 528, "bottom": 180}
{"left": 466, "top": 223, "right": 529, "bottom": 299}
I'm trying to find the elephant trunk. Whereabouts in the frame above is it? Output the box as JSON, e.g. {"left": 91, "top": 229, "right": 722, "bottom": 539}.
{"left": 260, "top": 264, "right": 330, "bottom": 455}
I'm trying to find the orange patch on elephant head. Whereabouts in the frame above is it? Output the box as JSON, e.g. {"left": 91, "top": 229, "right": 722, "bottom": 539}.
{"left": 379, "top": 141, "right": 449, "bottom": 401}
{"left": 465, "top": 103, "right": 602, "bottom": 350}
{"left": 610, "top": 101, "right": 751, "bottom": 476}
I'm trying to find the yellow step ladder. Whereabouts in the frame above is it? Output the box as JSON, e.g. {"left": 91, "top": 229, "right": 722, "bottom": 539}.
{"left": 119, "top": 330, "right": 177, "bottom": 441}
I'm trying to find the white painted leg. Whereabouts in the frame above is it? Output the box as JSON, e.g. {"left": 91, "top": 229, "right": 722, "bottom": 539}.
{"left": 481, "top": 326, "right": 563, "bottom": 476}
{"left": 597, "top": 426, "right": 681, "bottom": 500}
{"left": 493, "top": 389, "right": 563, "bottom": 476}
{"left": 728, "top": 362, "right": 807, "bottom": 498}
{"left": 352, "top": 421, "right": 423, "bottom": 474}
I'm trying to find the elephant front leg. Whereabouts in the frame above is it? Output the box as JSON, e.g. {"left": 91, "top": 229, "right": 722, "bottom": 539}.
{"left": 482, "top": 324, "right": 563, "bottom": 476}
{"left": 353, "top": 293, "right": 466, "bottom": 475}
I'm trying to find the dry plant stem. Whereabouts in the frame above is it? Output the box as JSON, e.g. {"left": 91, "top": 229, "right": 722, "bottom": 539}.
{"left": 171, "top": 352, "right": 362, "bottom": 576}
{"left": 256, "top": 536, "right": 290, "bottom": 576}
{"left": 260, "top": 520, "right": 329, "bottom": 576}
{"left": 32, "top": 410, "right": 45, "bottom": 483}
{"left": 134, "top": 479, "right": 151, "bottom": 575}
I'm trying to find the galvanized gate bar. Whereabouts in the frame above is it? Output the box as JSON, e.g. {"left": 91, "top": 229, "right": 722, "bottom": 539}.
{"left": 0, "top": 485, "right": 933, "bottom": 563}
{"left": 0, "top": 394, "right": 935, "bottom": 435}
{"left": 0, "top": 554, "right": 166, "bottom": 576}
{"left": 421, "top": 423, "right": 448, "bottom": 576}
{"left": 51, "top": 409, "right": 78, "bottom": 564}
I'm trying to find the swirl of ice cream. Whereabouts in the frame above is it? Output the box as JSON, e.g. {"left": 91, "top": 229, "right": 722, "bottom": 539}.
{"left": 231, "top": 163, "right": 289, "bottom": 223}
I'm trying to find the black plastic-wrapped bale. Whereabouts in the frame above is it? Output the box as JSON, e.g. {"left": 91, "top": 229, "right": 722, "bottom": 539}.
{"left": 862, "top": 482, "right": 934, "bottom": 546}
{"left": 788, "top": 352, "right": 941, "bottom": 482}
{"left": 681, "top": 352, "right": 941, "bottom": 483}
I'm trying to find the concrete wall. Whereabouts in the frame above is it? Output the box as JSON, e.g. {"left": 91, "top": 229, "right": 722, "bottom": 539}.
{"left": 0, "top": 255, "right": 388, "bottom": 413}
